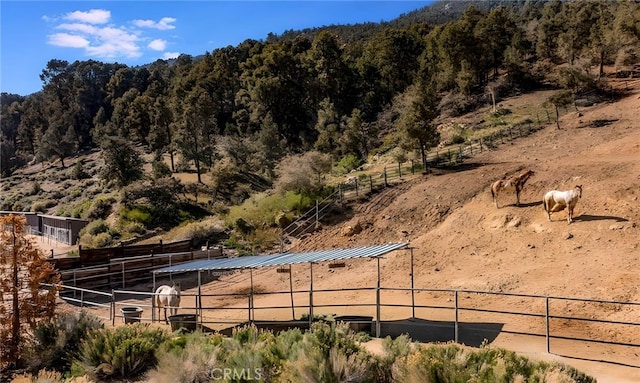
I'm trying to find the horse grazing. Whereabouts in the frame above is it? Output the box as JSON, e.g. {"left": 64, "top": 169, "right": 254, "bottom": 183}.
{"left": 543, "top": 185, "right": 583, "bottom": 224}
{"left": 155, "top": 282, "right": 181, "bottom": 323}
{"left": 490, "top": 169, "right": 535, "bottom": 208}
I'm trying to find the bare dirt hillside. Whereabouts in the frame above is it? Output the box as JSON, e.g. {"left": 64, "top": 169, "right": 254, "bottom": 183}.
{"left": 196, "top": 83, "right": 640, "bottom": 382}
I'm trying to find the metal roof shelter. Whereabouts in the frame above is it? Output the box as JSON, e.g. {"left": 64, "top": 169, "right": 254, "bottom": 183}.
{"left": 153, "top": 242, "right": 409, "bottom": 274}
{"left": 151, "top": 242, "right": 412, "bottom": 336}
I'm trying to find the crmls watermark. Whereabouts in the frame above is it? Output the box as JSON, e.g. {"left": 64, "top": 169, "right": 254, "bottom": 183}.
{"left": 208, "top": 368, "right": 263, "bottom": 381}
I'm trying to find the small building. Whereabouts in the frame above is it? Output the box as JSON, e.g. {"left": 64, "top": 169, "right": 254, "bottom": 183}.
{"left": 38, "top": 214, "right": 88, "bottom": 245}
{"left": 0, "top": 211, "right": 40, "bottom": 234}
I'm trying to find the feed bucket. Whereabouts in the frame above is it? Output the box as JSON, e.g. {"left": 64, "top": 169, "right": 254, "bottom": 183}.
{"left": 121, "top": 307, "right": 143, "bottom": 324}
{"left": 168, "top": 314, "right": 197, "bottom": 332}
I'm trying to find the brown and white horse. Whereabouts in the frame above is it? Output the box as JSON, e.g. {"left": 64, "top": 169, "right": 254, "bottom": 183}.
{"left": 490, "top": 169, "right": 535, "bottom": 208}
{"left": 543, "top": 185, "right": 582, "bottom": 224}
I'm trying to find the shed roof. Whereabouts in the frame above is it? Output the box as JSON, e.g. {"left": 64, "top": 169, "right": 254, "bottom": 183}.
{"left": 153, "top": 242, "right": 409, "bottom": 274}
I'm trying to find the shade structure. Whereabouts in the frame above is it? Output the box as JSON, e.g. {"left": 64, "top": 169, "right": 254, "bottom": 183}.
{"left": 153, "top": 242, "right": 409, "bottom": 274}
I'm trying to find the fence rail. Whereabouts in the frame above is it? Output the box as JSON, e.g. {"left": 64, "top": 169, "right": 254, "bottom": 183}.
{"left": 281, "top": 117, "right": 550, "bottom": 243}
{"left": 50, "top": 282, "right": 640, "bottom": 368}
{"left": 57, "top": 248, "right": 225, "bottom": 290}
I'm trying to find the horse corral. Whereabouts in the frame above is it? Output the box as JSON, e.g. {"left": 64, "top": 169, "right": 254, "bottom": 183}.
{"left": 50, "top": 82, "right": 640, "bottom": 382}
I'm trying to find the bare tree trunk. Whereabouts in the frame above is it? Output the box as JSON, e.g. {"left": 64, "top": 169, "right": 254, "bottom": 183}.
{"left": 11, "top": 227, "right": 20, "bottom": 366}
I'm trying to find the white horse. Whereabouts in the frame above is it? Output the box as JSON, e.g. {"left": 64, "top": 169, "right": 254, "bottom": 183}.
{"left": 543, "top": 185, "right": 583, "bottom": 224}
{"left": 155, "top": 282, "right": 181, "bottom": 323}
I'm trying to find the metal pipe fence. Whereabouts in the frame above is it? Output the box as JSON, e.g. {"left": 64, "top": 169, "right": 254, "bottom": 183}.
{"left": 49, "top": 282, "right": 640, "bottom": 367}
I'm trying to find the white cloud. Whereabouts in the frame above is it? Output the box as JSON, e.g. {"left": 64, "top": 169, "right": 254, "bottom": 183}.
{"left": 133, "top": 17, "right": 176, "bottom": 30}
{"left": 45, "top": 9, "right": 178, "bottom": 62}
{"left": 65, "top": 9, "right": 110, "bottom": 24}
{"left": 57, "top": 23, "right": 98, "bottom": 35}
{"left": 163, "top": 52, "right": 180, "bottom": 60}
{"left": 47, "top": 33, "right": 89, "bottom": 48}
{"left": 148, "top": 39, "right": 167, "bottom": 51}
{"left": 88, "top": 27, "right": 142, "bottom": 59}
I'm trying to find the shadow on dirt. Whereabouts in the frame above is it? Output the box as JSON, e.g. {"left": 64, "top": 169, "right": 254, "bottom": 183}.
{"left": 573, "top": 214, "right": 628, "bottom": 222}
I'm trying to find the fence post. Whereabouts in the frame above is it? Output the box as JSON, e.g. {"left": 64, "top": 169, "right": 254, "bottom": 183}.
{"left": 411, "top": 160, "right": 415, "bottom": 175}
{"left": 121, "top": 261, "right": 125, "bottom": 289}
{"left": 454, "top": 290, "right": 459, "bottom": 343}
{"left": 546, "top": 296, "right": 550, "bottom": 353}
{"left": 376, "top": 257, "right": 381, "bottom": 338}
{"left": 383, "top": 167, "right": 388, "bottom": 187}
{"left": 315, "top": 200, "right": 319, "bottom": 226}
{"left": 410, "top": 248, "right": 415, "bottom": 319}
{"left": 355, "top": 179, "right": 359, "bottom": 196}
{"left": 309, "top": 263, "right": 314, "bottom": 327}
{"left": 398, "top": 162, "right": 402, "bottom": 179}
{"left": 111, "top": 289, "right": 116, "bottom": 326}
{"left": 479, "top": 138, "right": 483, "bottom": 152}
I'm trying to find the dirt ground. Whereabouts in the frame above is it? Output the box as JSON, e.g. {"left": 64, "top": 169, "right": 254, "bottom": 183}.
{"left": 52, "top": 81, "right": 640, "bottom": 382}
{"left": 200, "top": 83, "right": 639, "bottom": 382}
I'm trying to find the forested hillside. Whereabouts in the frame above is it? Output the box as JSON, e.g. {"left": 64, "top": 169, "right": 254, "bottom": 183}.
{"left": 1, "top": 0, "right": 639, "bottom": 251}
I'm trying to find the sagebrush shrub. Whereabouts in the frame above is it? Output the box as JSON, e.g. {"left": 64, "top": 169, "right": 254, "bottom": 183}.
{"left": 77, "top": 323, "right": 167, "bottom": 380}
{"left": 23, "top": 311, "right": 104, "bottom": 374}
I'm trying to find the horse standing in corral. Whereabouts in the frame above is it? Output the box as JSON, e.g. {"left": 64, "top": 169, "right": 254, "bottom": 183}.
{"left": 543, "top": 185, "right": 583, "bottom": 224}
{"left": 155, "top": 282, "right": 181, "bottom": 324}
{"left": 490, "top": 169, "right": 535, "bottom": 208}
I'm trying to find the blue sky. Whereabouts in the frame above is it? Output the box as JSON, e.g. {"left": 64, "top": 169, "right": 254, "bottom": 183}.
{"left": 1, "top": 1, "right": 433, "bottom": 96}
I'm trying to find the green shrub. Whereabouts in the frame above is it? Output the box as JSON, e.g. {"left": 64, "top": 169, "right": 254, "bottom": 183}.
{"left": 77, "top": 324, "right": 167, "bottom": 380}
{"left": 152, "top": 160, "right": 172, "bottom": 180}
{"left": 93, "top": 232, "right": 113, "bottom": 248}
{"left": 71, "top": 159, "right": 89, "bottom": 180}
{"left": 146, "top": 331, "right": 223, "bottom": 383}
{"left": 30, "top": 199, "right": 56, "bottom": 213}
{"left": 118, "top": 220, "right": 146, "bottom": 236}
{"left": 29, "top": 181, "right": 41, "bottom": 196}
{"left": 335, "top": 154, "right": 362, "bottom": 175}
{"left": 279, "top": 322, "right": 375, "bottom": 382}
{"left": 121, "top": 206, "right": 152, "bottom": 226}
{"left": 23, "top": 311, "right": 104, "bottom": 374}
{"left": 391, "top": 343, "right": 597, "bottom": 383}
{"left": 80, "top": 219, "right": 109, "bottom": 236}
{"left": 87, "top": 197, "right": 114, "bottom": 220}
{"left": 234, "top": 217, "right": 255, "bottom": 235}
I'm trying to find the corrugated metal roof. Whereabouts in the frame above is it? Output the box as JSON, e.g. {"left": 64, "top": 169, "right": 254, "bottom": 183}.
{"left": 153, "top": 242, "right": 409, "bottom": 274}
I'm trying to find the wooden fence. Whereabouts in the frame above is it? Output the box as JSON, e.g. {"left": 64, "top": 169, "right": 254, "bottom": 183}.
{"left": 58, "top": 247, "right": 224, "bottom": 291}
{"left": 47, "top": 239, "right": 194, "bottom": 270}
{"left": 282, "top": 120, "right": 546, "bottom": 241}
